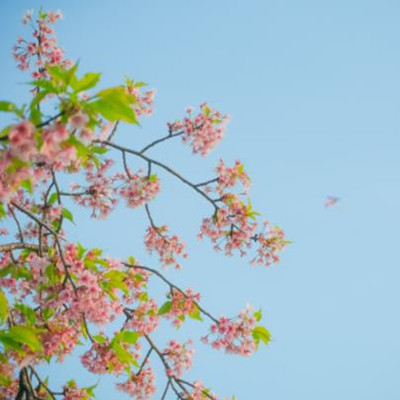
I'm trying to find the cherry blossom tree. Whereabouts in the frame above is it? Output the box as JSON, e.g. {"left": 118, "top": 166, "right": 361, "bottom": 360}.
{"left": 0, "top": 9, "right": 288, "bottom": 400}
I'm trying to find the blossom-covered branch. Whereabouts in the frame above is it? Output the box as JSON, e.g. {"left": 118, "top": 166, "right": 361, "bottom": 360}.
{"left": 0, "top": 9, "right": 287, "bottom": 400}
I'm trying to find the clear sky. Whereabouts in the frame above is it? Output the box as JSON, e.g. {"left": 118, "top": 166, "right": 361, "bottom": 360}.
{"left": 1, "top": 1, "right": 400, "bottom": 399}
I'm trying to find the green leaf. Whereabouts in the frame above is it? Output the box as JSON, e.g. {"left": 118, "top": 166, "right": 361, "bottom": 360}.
{"left": 91, "top": 87, "right": 138, "bottom": 124}
{"left": 158, "top": 301, "right": 172, "bottom": 315}
{"left": 92, "top": 334, "right": 107, "bottom": 344}
{"left": 0, "top": 101, "right": 17, "bottom": 113}
{"left": 62, "top": 208, "right": 75, "bottom": 224}
{"left": 29, "top": 79, "right": 59, "bottom": 93}
{"left": 0, "top": 265, "right": 13, "bottom": 278}
{"left": 252, "top": 326, "right": 271, "bottom": 347}
{"left": 117, "top": 331, "right": 140, "bottom": 345}
{"left": 20, "top": 179, "right": 33, "bottom": 194}
{"left": 42, "top": 308, "right": 54, "bottom": 321}
{"left": 0, "top": 125, "right": 12, "bottom": 139}
{"left": 83, "top": 382, "right": 98, "bottom": 397}
{"left": 128, "top": 256, "right": 136, "bottom": 265}
{"left": 103, "top": 270, "right": 129, "bottom": 295}
{"left": 254, "top": 309, "right": 262, "bottom": 322}
{"left": 30, "top": 90, "right": 51, "bottom": 108}
{"left": 71, "top": 72, "right": 101, "bottom": 93}
{"left": 14, "top": 304, "right": 36, "bottom": 325}
{"left": 4, "top": 326, "right": 42, "bottom": 351}
{"left": 0, "top": 334, "right": 24, "bottom": 352}
{"left": 45, "top": 264, "right": 58, "bottom": 284}
{"left": 0, "top": 204, "right": 6, "bottom": 219}
{"left": 48, "top": 192, "right": 59, "bottom": 204}
{"left": 90, "top": 145, "right": 108, "bottom": 155}
{"left": 111, "top": 341, "right": 134, "bottom": 364}
{"left": 189, "top": 307, "right": 203, "bottom": 321}
{"left": 47, "top": 63, "right": 78, "bottom": 88}
{"left": 77, "top": 242, "right": 86, "bottom": 259}
{"left": 29, "top": 105, "right": 42, "bottom": 126}
{"left": 0, "top": 290, "right": 8, "bottom": 324}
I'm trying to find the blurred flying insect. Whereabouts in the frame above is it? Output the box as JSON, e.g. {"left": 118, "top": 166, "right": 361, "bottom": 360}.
{"left": 325, "top": 196, "right": 339, "bottom": 207}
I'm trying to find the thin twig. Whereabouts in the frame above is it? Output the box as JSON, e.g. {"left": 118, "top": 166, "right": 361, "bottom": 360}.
{"left": 8, "top": 206, "right": 25, "bottom": 243}
{"left": 102, "top": 141, "right": 218, "bottom": 211}
{"left": 0, "top": 243, "right": 41, "bottom": 253}
{"left": 123, "top": 262, "right": 218, "bottom": 324}
{"left": 140, "top": 131, "right": 184, "bottom": 154}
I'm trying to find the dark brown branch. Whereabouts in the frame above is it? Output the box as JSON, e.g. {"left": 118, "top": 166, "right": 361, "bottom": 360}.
{"left": 8, "top": 206, "right": 25, "bottom": 243}
{"left": 177, "top": 379, "right": 218, "bottom": 400}
{"left": 140, "top": 131, "right": 184, "bottom": 154}
{"left": 10, "top": 202, "right": 77, "bottom": 291}
{"left": 161, "top": 381, "right": 171, "bottom": 400}
{"left": 123, "top": 262, "right": 218, "bottom": 324}
{"left": 0, "top": 243, "right": 41, "bottom": 253}
{"left": 29, "top": 367, "right": 59, "bottom": 400}
{"left": 195, "top": 177, "right": 219, "bottom": 187}
{"left": 106, "top": 121, "right": 120, "bottom": 141}
{"left": 122, "top": 150, "right": 132, "bottom": 179}
{"left": 143, "top": 334, "right": 190, "bottom": 399}
{"left": 102, "top": 141, "right": 218, "bottom": 211}
{"left": 36, "top": 110, "right": 64, "bottom": 128}
{"left": 137, "top": 347, "right": 153, "bottom": 376}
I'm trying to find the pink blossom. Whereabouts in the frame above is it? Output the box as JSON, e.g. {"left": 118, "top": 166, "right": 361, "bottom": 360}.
{"left": 72, "top": 160, "right": 119, "bottom": 219}
{"left": 215, "top": 159, "right": 251, "bottom": 196}
{"left": 163, "top": 288, "right": 201, "bottom": 328}
{"left": 13, "top": 9, "right": 71, "bottom": 78}
{"left": 126, "top": 80, "right": 156, "bottom": 117}
{"left": 168, "top": 103, "right": 230, "bottom": 156}
{"left": 144, "top": 225, "right": 187, "bottom": 269}
{"left": 163, "top": 339, "right": 194, "bottom": 377}
{"left": 116, "top": 367, "right": 156, "bottom": 400}
{"left": 69, "top": 112, "right": 89, "bottom": 130}
{"left": 124, "top": 298, "right": 160, "bottom": 335}
{"left": 9, "top": 121, "right": 36, "bottom": 161}
{"left": 203, "top": 306, "right": 258, "bottom": 356}
{"left": 119, "top": 172, "right": 160, "bottom": 209}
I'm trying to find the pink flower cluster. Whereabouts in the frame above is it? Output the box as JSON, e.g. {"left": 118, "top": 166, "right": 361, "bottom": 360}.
{"left": 188, "top": 381, "right": 218, "bottom": 400}
{"left": 144, "top": 225, "right": 187, "bottom": 269}
{"left": 0, "top": 360, "right": 18, "bottom": 400}
{"left": 116, "top": 368, "right": 156, "bottom": 400}
{"left": 63, "top": 385, "right": 90, "bottom": 400}
{"left": 0, "top": 120, "right": 80, "bottom": 203}
{"left": 199, "top": 194, "right": 258, "bottom": 256}
{"left": 164, "top": 339, "right": 194, "bottom": 377}
{"left": 82, "top": 342, "right": 131, "bottom": 375}
{"left": 41, "top": 316, "right": 80, "bottom": 362}
{"left": 200, "top": 194, "right": 287, "bottom": 266}
{"left": 126, "top": 82, "right": 156, "bottom": 117}
{"left": 250, "top": 222, "right": 287, "bottom": 266}
{"left": 72, "top": 160, "right": 119, "bottom": 219}
{"left": 215, "top": 159, "right": 251, "bottom": 196}
{"left": 124, "top": 298, "right": 160, "bottom": 335}
{"left": 168, "top": 103, "right": 230, "bottom": 156}
{"left": 9, "top": 121, "right": 36, "bottom": 161}
{"left": 40, "top": 124, "right": 77, "bottom": 169}
{"left": 13, "top": 9, "right": 71, "bottom": 78}
{"left": 167, "top": 289, "right": 201, "bottom": 328}
{"left": 202, "top": 307, "right": 257, "bottom": 356}
{"left": 120, "top": 172, "right": 160, "bottom": 209}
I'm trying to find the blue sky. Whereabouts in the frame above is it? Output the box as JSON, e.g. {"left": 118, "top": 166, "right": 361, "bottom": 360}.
{"left": 1, "top": 1, "right": 400, "bottom": 399}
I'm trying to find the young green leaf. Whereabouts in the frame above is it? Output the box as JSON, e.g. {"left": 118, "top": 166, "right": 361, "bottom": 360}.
{"left": 252, "top": 326, "right": 271, "bottom": 347}
{"left": 71, "top": 72, "right": 101, "bottom": 93}
{"left": 158, "top": 301, "right": 172, "bottom": 315}
{"left": 0, "top": 289, "right": 8, "bottom": 324}
{"left": 62, "top": 208, "right": 75, "bottom": 224}
{"left": 0, "top": 101, "right": 17, "bottom": 113}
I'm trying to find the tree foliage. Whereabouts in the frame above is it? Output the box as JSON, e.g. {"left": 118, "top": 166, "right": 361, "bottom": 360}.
{"left": 0, "top": 10, "right": 287, "bottom": 400}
